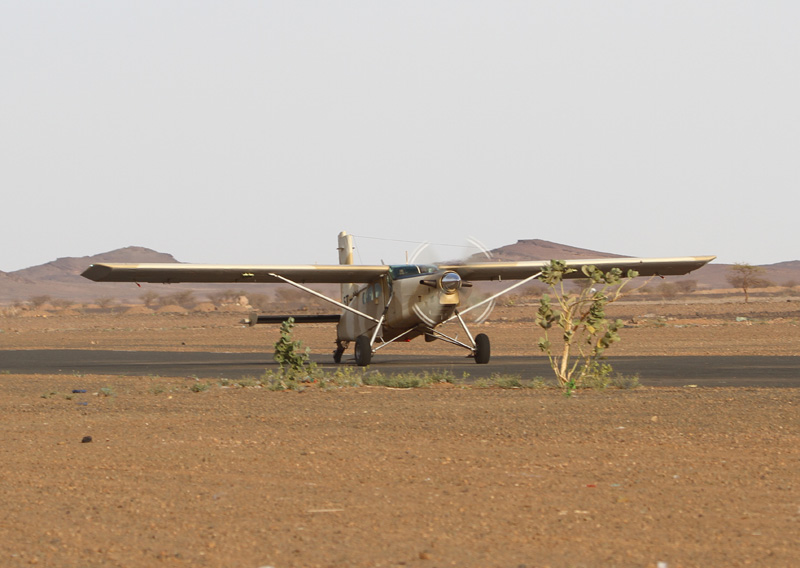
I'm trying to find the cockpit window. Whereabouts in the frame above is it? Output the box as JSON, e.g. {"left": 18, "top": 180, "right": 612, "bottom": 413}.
{"left": 389, "top": 265, "right": 438, "bottom": 280}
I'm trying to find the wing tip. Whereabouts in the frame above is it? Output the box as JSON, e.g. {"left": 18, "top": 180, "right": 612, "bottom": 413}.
{"left": 81, "top": 264, "right": 112, "bottom": 282}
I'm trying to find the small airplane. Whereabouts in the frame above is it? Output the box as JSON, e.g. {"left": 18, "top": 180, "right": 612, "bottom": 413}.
{"left": 82, "top": 232, "right": 714, "bottom": 366}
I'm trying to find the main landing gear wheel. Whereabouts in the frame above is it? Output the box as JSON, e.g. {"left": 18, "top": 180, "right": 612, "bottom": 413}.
{"left": 354, "top": 336, "right": 372, "bottom": 366}
{"left": 474, "top": 333, "right": 490, "bottom": 364}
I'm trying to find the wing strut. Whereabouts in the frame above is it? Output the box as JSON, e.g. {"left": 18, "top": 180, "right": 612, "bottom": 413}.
{"left": 267, "top": 272, "right": 381, "bottom": 324}
{"left": 453, "top": 309, "right": 476, "bottom": 348}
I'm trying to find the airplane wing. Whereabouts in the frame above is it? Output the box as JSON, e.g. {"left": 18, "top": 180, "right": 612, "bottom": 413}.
{"left": 82, "top": 256, "right": 715, "bottom": 284}
{"left": 81, "top": 263, "right": 390, "bottom": 284}
{"left": 442, "top": 256, "right": 716, "bottom": 281}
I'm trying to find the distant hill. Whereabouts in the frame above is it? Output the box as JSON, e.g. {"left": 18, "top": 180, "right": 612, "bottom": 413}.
{"left": 2, "top": 242, "right": 799, "bottom": 305}
{"left": 482, "top": 239, "right": 622, "bottom": 262}
{"left": 0, "top": 247, "right": 183, "bottom": 304}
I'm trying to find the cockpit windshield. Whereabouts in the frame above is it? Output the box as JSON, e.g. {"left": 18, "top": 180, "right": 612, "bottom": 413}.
{"left": 389, "top": 264, "right": 438, "bottom": 280}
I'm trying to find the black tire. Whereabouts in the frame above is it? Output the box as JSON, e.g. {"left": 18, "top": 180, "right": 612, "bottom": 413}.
{"left": 333, "top": 347, "right": 344, "bottom": 364}
{"left": 474, "top": 333, "right": 490, "bottom": 364}
{"left": 354, "top": 336, "right": 372, "bottom": 366}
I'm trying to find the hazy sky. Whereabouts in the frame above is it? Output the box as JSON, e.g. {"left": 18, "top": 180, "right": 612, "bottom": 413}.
{"left": 2, "top": 1, "right": 798, "bottom": 272}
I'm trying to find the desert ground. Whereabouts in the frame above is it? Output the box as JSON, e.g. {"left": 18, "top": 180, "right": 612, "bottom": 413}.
{"left": 1, "top": 293, "right": 799, "bottom": 567}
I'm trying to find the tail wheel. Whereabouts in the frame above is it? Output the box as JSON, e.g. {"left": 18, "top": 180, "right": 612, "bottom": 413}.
{"left": 333, "top": 340, "right": 347, "bottom": 364}
{"left": 474, "top": 333, "right": 490, "bottom": 364}
{"left": 354, "top": 336, "right": 372, "bottom": 366}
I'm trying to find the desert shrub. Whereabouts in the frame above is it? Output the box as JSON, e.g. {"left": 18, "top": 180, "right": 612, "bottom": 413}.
{"left": 29, "top": 295, "right": 51, "bottom": 308}
{"left": 519, "top": 282, "right": 547, "bottom": 298}
{"left": 362, "top": 370, "right": 457, "bottom": 388}
{"left": 536, "top": 260, "right": 640, "bottom": 395}
{"left": 576, "top": 360, "right": 614, "bottom": 390}
{"left": 275, "top": 288, "right": 306, "bottom": 303}
{"left": 248, "top": 293, "right": 272, "bottom": 311}
{"left": 609, "top": 374, "right": 640, "bottom": 389}
{"left": 274, "top": 287, "right": 325, "bottom": 308}
{"left": 140, "top": 291, "right": 160, "bottom": 308}
{"left": 95, "top": 297, "right": 116, "bottom": 309}
{"left": 260, "top": 368, "right": 460, "bottom": 391}
{"left": 207, "top": 289, "right": 247, "bottom": 307}
{"left": 264, "top": 317, "right": 322, "bottom": 390}
{"left": 727, "top": 263, "right": 771, "bottom": 303}
{"left": 273, "top": 318, "right": 313, "bottom": 371}
{"left": 158, "top": 291, "right": 196, "bottom": 309}
{"left": 656, "top": 282, "right": 679, "bottom": 299}
{"left": 321, "top": 367, "right": 366, "bottom": 388}
{"left": 674, "top": 279, "right": 698, "bottom": 294}
{"left": 473, "top": 374, "right": 549, "bottom": 389}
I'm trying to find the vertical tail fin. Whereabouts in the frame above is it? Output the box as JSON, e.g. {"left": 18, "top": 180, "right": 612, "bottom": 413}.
{"left": 338, "top": 231, "right": 354, "bottom": 265}
{"left": 338, "top": 231, "right": 358, "bottom": 302}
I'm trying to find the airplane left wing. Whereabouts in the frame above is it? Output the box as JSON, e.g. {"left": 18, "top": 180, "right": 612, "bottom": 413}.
{"left": 442, "top": 256, "right": 716, "bottom": 281}
{"left": 81, "top": 263, "right": 390, "bottom": 284}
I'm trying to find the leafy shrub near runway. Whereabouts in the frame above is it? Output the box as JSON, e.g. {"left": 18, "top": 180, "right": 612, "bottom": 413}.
{"left": 536, "top": 261, "right": 643, "bottom": 395}
{"left": 273, "top": 318, "right": 318, "bottom": 376}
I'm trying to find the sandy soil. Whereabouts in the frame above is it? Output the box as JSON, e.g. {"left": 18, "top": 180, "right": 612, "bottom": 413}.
{"left": 2, "top": 295, "right": 799, "bottom": 356}
{"left": 1, "top": 297, "right": 799, "bottom": 567}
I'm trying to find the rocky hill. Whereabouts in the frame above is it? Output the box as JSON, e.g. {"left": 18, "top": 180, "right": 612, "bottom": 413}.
{"left": 0, "top": 247, "right": 237, "bottom": 304}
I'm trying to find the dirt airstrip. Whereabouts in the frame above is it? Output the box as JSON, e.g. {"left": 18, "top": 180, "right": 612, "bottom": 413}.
{"left": 1, "top": 296, "right": 799, "bottom": 567}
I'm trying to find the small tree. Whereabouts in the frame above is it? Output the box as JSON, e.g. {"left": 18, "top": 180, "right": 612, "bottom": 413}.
{"left": 726, "top": 263, "right": 769, "bottom": 303}
{"left": 273, "top": 318, "right": 317, "bottom": 379}
{"left": 29, "top": 295, "right": 52, "bottom": 309}
{"left": 159, "top": 290, "right": 196, "bottom": 309}
{"left": 140, "top": 291, "right": 160, "bottom": 308}
{"left": 207, "top": 289, "right": 246, "bottom": 307}
{"left": 536, "top": 261, "right": 639, "bottom": 394}
{"left": 674, "top": 279, "right": 698, "bottom": 294}
{"left": 656, "top": 282, "right": 679, "bottom": 300}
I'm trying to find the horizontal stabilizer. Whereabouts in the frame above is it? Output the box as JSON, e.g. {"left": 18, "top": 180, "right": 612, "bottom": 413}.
{"left": 246, "top": 313, "right": 341, "bottom": 326}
